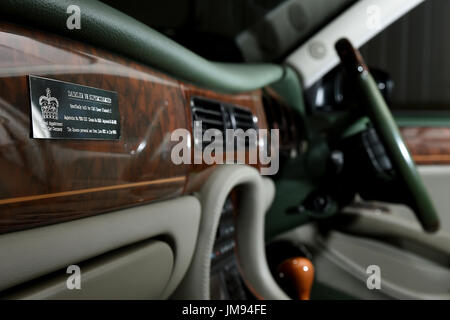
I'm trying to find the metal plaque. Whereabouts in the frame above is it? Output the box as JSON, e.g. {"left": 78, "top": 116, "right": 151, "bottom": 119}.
{"left": 29, "top": 75, "right": 120, "bottom": 140}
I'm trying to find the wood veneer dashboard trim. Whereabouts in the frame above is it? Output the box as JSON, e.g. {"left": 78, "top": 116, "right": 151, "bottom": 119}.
{"left": 0, "top": 177, "right": 186, "bottom": 205}
{"left": 401, "top": 127, "right": 450, "bottom": 165}
{"left": 0, "top": 23, "right": 268, "bottom": 234}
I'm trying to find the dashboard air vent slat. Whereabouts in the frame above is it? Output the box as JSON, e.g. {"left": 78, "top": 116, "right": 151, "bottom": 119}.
{"left": 190, "top": 97, "right": 258, "bottom": 150}
{"left": 230, "top": 106, "right": 257, "bottom": 132}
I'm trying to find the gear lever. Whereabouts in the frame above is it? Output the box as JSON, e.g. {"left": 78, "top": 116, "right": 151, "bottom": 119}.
{"left": 277, "top": 257, "right": 315, "bottom": 300}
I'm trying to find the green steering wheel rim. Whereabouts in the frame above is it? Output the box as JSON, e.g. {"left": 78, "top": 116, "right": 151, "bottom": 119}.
{"left": 336, "top": 38, "right": 439, "bottom": 233}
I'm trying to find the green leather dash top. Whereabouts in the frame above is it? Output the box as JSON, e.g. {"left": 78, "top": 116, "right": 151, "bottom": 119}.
{"left": 0, "top": 0, "right": 284, "bottom": 93}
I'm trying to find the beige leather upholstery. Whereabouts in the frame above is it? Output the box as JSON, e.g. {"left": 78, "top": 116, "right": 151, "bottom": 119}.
{"left": 174, "top": 165, "right": 289, "bottom": 300}
{"left": 4, "top": 240, "right": 174, "bottom": 300}
{"left": 0, "top": 196, "right": 201, "bottom": 299}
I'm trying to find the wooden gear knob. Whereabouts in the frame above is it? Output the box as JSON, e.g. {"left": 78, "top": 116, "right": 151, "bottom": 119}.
{"left": 277, "top": 257, "right": 315, "bottom": 300}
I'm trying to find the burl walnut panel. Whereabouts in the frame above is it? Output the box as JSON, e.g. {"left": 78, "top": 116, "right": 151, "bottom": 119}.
{"left": 0, "top": 23, "right": 192, "bottom": 233}
{"left": 401, "top": 127, "right": 450, "bottom": 165}
{"left": 0, "top": 23, "right": 267, "bottom": 234}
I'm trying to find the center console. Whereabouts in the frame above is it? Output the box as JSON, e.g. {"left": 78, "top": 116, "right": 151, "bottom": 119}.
{"left": 209, "top": 195, "right": 250, "bottom": 300}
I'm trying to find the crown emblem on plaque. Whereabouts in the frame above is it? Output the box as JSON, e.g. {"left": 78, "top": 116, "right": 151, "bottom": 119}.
{"left": 39, "top": 88, "right": 59, "bottom": 119}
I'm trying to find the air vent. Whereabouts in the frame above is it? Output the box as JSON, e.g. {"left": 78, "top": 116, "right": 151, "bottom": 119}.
{"left": 190, "top": 97, "right": 258, "bottom": 150}
{"left": 230, "top": 106, "right": 257, "bottom": 132}
{"left": 191, "top": 97, "right": 226, "bottom": 134}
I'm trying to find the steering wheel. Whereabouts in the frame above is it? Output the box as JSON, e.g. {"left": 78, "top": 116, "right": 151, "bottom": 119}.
{"left": 335, "top": 38, "right": 439, "bottom": 233}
